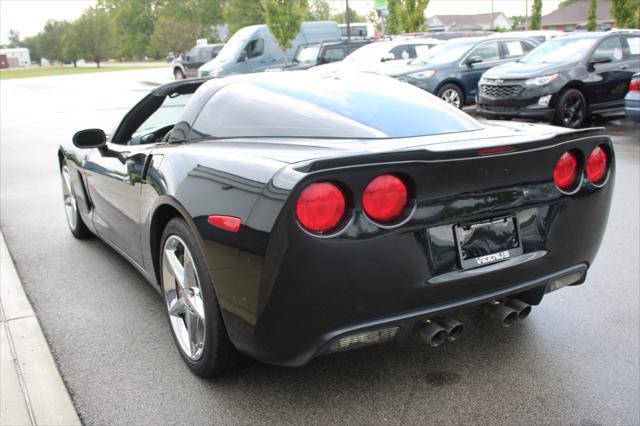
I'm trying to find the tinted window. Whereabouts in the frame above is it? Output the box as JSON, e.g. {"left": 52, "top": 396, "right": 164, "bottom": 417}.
{"left": 390, "top": 44, "right": 414, "bottom": 59}
{"left": 520, "top": 37, "right": 598, "bottom": 64}
{"left": 322, "top": 47, "right": 346, "bottom": 62}
{"left": 246, "top": 38, "right": 264, "bottom": 59}
{"left": 469, "top": 42, "right": 500, "bottom": 62}
{"left": 198, "top": 47, "right": 214, "bottom": 61}
{"left": 592, "top": 37, "right": 624, "bottom": 62}
{"left": 188, "top": 47, "right": 200, "bottom": 60}
{"left": 130, "top": 94, "right": 192, "bottom": 144}
{"left": 522, "top": 41, "right": 535, "bottom": 52}
{"left": 189, "top": 76, "right": 481, "bottom": 140}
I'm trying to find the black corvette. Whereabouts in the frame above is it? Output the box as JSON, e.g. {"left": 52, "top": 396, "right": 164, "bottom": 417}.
{"left": 59, "top": 72, "right": 614, "bottom": 377}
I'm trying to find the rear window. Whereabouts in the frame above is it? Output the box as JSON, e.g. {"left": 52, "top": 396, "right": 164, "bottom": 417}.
{"left": 188, "top": 76, "right": 481, "bottom": 140}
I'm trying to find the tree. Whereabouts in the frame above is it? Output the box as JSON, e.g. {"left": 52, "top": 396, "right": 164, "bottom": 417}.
{"left": 332, "top": 7, "right": 365, "bottom": 24}
{"left": 74, "top": 7, "right": 114, "bottom": 67}
{"left": 510, "top": 15, "right": 525, "bottom": 30}
{"left": 587, "top": 0, "right": 598, "bottom": 31}
{"left": 404, "top": 0, "right": 429, "bottom": 32}
{"left": 307, "top": 0, "right": 331, "bottom": 21}
{"left": 8, "top": 29, "right": 24, "bottom": 48}
{"left": 62, "top": 21, "right": 82, "bottom": 67}
{"left": 530, "top": 0, "right": 543, "bottom": 30}
{"left": 386, "top": 0, "right": 429, "bottom": 34}
{"left": 387, "top": 0, "right": 404, "bottom": 34}
{"left": 152, "top": 15, "right": 200, "bottom": 56}
{"left": 39, "top": 20, "right": 67, "bottom": 64}
{"left": 225, "top": 0, "right": 264, "bottom": 36}
{"left": 98, "top": 0, "right": 155, "bottom": 60}
{"left": 263, "top": 0, "right": 307, "bottom": 65}
{"left": 611, "top": 0, "right": 640, "bottom": 28}
{"left": 23, "top": 35, "right": 42, "bottom": 64}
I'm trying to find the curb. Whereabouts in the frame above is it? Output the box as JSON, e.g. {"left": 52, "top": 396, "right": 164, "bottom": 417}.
{"left": 0, "top": 232, "right": 81, "bottom": 426}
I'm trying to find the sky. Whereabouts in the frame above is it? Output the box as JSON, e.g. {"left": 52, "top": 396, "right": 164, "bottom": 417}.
{"left": 1, "top": 0, "right": 564, "bottom": 45}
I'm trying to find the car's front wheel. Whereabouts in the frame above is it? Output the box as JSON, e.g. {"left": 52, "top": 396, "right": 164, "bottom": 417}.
{"left": 60, "top": 163, "right": 91, "bottom": 239}
{"left": 437, "top": 83, "right": 464, "bottom": 109}
{"left": 554, "top": 88, "right": 587, "bottom": 128}
{"left": 160, "top": 217, "right": 237, "bottom": 377}
{"left": 173, "top": 68, "right": 185, "bottom": 80}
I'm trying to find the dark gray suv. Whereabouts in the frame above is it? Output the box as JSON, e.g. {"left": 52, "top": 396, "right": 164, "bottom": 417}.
{"left": 377, "top": 35, "right": 538, "bottom": 108}
{"left": 476, "top": 31, "right": 640, "bottom": 128}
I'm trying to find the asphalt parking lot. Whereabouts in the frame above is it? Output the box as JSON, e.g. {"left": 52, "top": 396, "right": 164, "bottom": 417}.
{"left": 1, "top": 69, "right": 638, "bottom": 425}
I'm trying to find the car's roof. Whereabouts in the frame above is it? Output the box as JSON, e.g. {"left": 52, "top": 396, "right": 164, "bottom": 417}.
{"left": 167, "top": 71, "right": 482, "bottom": 140}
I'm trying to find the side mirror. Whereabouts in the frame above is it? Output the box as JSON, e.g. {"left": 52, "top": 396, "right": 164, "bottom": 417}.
{"left": 590, "top": 56, "right": 612, "bottom": 65}
{"left": 381, "top": 52, "right": 395, "bottom": 62}
{"left": 72, "top": 129, "right": 106, "bottom": 149}
{"left": 465, "top": 56, "right": 483, "bottom": 67}
{"left": 238, "top": 51, "right": 248, "bottom": 63}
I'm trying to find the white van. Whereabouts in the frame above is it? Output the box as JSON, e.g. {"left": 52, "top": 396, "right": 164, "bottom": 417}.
{"left": 199, "top": 22, "right": 342, "bottom": 77}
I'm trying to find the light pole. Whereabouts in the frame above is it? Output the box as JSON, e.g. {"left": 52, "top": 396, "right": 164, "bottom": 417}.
{"left": 346, "top": 0, "right": 351, "bottom": 40}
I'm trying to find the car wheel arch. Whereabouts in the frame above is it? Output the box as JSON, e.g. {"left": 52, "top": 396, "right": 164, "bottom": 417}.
{"left": 149, "top": 197, "right": 205, "bottom": 287}
{"left": 557, "top": 81, "right": 589, "bottom": 107}
{"left": 435, "top": 80, "right": 466, "bottom": 103}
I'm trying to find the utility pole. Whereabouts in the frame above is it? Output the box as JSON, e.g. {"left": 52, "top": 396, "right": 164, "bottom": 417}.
{"left": 525, "top": 0, "right": 529, "bottom": 30}
{"left": 491, "top": 0, "right": 494, "bottom": 30}
{"left": 346, "top": 0, "right": 351, "bottom": 40}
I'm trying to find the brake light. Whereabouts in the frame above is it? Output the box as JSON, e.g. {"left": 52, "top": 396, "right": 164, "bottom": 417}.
{"left": 296, "top": 182, "right": 346, "bottom": 233}
{"left": 554, "top": 151, "right": 579, "bottom": 191}
{"left": 586, "top": 146, "right": 608, "bottom": 184}
{"left": 630, "top": 78, "right": 640, "bottom": 92}
{"left": 362, "top": 174, "right": 408, "bottom": 223}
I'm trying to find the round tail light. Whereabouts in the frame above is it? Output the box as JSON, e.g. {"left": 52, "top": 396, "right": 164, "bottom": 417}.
{"left": 296, "top": 182, "right": 346, "bottom": 233}
{"left": 554, "top": 151, "right": 579, "bottom": 191}
{"left": 586, "top": 145, "right": 608, "bottom": 184}
{"left": 362, "top": 174, "right": 408, "bottom": 223}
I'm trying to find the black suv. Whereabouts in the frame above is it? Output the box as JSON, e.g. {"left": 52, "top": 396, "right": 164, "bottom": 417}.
{"left": 282, "top": 39, "right": 371, "bottom": 71}
{"left": 173, "top": 44, "right": 224, "bottom": 79}
{"left": 476, "top": 31, "right": 640, "bottom": 128}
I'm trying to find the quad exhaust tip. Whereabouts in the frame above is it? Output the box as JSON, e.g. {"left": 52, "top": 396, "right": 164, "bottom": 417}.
{"left": 417, "top": 317, "right": 464, "bottom": 347}
{"left": 488, "top": 298, "right": 532, "bottom": 327}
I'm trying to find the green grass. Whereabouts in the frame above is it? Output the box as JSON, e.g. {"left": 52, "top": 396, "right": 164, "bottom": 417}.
{"left": 0, "top": 65, "right": 165, "bottom": 80}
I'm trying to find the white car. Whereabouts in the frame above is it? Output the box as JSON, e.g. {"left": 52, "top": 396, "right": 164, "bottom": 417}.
{"left": 311, "top": 39, "right": 443, "bottom": 74}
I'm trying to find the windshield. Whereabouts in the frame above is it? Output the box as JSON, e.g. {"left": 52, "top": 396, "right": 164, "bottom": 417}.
{"left": 344, "top": 42, "right": 396, "bottom": 63}
{"left": 520, "top": 37, "right": 598, "bottom": 64}
{"left": 410, "top": 39, "right": 477, "bottom": 65}
{"left": 296, "top": 45, "right": 321, "bottom": 63}
{"left": 214, "top": 26, "right": 255, "bottom": 63}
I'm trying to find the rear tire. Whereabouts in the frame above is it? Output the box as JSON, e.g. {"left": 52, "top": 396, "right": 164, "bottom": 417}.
{"left": 160, "top": 218, "right": 238, "bottom": 378}
{"left": 437, "top": 83, "right": 464, "bottom": 109}
{"left": 60, "top": 163, "right": 91, "bottom": 239}
{"left": 173, "top": 68, "right": 185, "bottom": 80}
{"left": 554, "top": 88, "right": 587, "bottom": 128}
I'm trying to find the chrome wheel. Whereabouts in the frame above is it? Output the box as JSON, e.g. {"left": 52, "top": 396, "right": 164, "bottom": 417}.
{"left": 162, "top": 235, "right": 206, "bottom": 361}
{"left": 441, "top": 89, "right": 462, "bottom": 108}
{"left": 61, "top": 166, "right": 77, "bottom": 230}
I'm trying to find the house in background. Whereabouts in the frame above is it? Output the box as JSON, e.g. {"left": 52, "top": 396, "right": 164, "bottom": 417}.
{"left": 0, "top": 48, "right": 30, "bottom": 68}
{"left": 542, "top": 0, "right": 615, "bottom": 31}
{"left": 427, "top": 12, "right": 512, "bottom": 31}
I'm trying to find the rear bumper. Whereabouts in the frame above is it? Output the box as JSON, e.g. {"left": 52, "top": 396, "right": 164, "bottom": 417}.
{"left": 201, "top": 131, "right": 614, "bottom": 367}
{"left": 624, "top": 93, "right": 640, "bottom": 122}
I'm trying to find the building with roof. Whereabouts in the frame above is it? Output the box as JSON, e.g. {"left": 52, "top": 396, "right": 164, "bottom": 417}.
{"left": 427, "top": 12, "right": 512, "bottom": 32}
{"left": 542, "top": 0, "right": 615, "bottom": 31}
